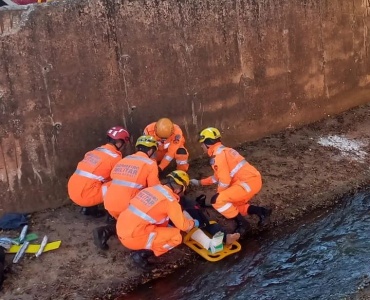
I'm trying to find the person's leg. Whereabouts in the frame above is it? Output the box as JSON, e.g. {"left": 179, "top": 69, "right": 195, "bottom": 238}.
{"left": 80, "top": 182, "right": 110, "bottom": 217}
{"left": 150, "top": 227, "right": 183, "bottom": 256}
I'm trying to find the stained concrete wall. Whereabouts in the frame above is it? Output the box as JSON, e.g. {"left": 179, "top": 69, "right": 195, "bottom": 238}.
{"left": 0, "top": 0, "right": 369, "bottom": 214}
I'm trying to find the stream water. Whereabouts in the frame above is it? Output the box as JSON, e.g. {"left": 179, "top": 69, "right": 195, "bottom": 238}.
{"left": 121, "top": 190, "right": 370, "bottom": 300}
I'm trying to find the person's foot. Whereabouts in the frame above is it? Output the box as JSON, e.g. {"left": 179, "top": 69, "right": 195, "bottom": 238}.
{"left": 225, "top": 233, "right": 240, "bottom": 245}
{"left": 80, "top": 206, "right": 106, "bottom": 218}
{"left": 131, "top": 251, "right": 154, "bottom": 271}
{"left": 233, "top": 213, "right": 251, "bottom": 237}
{"left": 93, "top": 227, "right": 110, "bottom": 250}
{"left": 258, "top": 208, "right": 272, "bottom": 227}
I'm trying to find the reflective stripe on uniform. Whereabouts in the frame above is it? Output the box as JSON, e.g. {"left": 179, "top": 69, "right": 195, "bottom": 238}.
{"left": 164, "top": 155, "right": 173, "bottom": 162}
{"left": 112, "top": 179, "right": 144, "bottom": 189}
{"left": 157, "top": 216, "right": 169, "bottom": 224}
{"left": 102, "top": 185, "right": 108, "bottom": 197}
{"left": 95, "top": 147, "right": 119, "bottom": 158}
{"left": 230, "top": 160, "right": 247, "bottom": 177}
{"left": 128, "top": 205, "right": 157, "bottom": 224}
{"left": 218, "top": 181, "right": 230, "bottom": 189}
{"left": 215, "top": 145, "right": 226, "bottom": 155}
{"left": 210, "top": 176, "right": 218, "bottom": 183}
{"left": 125, "top": 155, "right": 154, "bottom": 165}
{"left": 176, "top": 159, "right": 188, "bottom": 165}
{"left": 74, "top": 169, "right": 105, "bottom": 181}
{"left": 145, "top": 232, "right": 156, "bottom": 249}
{"left": 163, "top": 244, "right": 174, "bottom": 250}
{"left": 216, "top": 203, "right": 233, "bottom": 213}
{"left": 164, "top": 143, "right": 170, "bottom": 149}
{"left": 240, "top": 182, "right": 252, "bottom": 192}
{"left": 153, "top": 185, "right": 175, "bottom": 202}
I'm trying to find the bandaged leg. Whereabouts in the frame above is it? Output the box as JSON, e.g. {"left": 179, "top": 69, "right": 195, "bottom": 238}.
{"left": 183, "top": 210, "right": 212, "bottom": 250}
{"left": 191, "top": 228, "right": 212, "bottom": 249}
{"left": 191, "top": 229, "right": 225, "bottom": 253}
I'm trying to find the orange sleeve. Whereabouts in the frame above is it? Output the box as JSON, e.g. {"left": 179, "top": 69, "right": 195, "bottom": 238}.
{"left": 146, "top": 163, "right": 161, "bottom": 187}
{"left": 158, "top": 126, "right": 184, "bottom": 170}
{"left": 214, "top": 152, "right": 232, "bottom": 192}
{"left": 167, "top": 201, "right": 194, "bottom": 232}
{"left": 200, "top": 175, "right": 218, "bottom": 186}
{"left": 158, "top": 154, "right": 173, "bottom": 170}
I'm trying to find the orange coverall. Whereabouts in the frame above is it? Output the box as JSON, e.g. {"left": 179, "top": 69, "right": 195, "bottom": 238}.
{"left": 200, "top": 142, "right": 262, "bottom": 219}
{"left": 143, "top": 122, "right": 189, "bottom": 171}
{"left": 68, "top": 144, "right": 122, "bottom": 207}
{"left": 116, "top": 184, "right": 195, "bottom": 256}
{"left": 104, "top": 151, "right": 160, "bottom": 219}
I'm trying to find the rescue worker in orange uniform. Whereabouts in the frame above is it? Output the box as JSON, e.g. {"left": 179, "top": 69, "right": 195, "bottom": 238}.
{"left": 93, "top": 135, "right": 160, "bottom": 250}
{"left": 116, "top": 170, "right": 200, "bottom": 270}
{"left": 68, "top": 126, "right": 130, "bottom": 217}
{"left": 190, "top": 127, "right": 271, "bottom": 236}
{"left": 143, "top": 118, "right": 189, "bottom": 174}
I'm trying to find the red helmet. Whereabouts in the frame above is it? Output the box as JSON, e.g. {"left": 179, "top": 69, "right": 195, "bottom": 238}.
{"left": 107, "top": 126, "right": 130, "bottom": 142}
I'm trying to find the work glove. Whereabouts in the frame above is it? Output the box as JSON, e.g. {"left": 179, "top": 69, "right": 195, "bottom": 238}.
{"left": 190, "top": 179, "right": 200, "bottom": 186}
{"left": 192, "top": 219, "right": 207, "bottom": 228}
{"left": 195, "top": 194, "right": 207, "bottom": 208}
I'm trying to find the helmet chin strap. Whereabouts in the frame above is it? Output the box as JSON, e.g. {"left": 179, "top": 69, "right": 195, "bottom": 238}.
{"left": 168, "top": 181, "right": 183, "bottom": 194}
{"left": 168, "top": 180, "right": 175, "bottom": 191}
{"left": 114, "top": 140, "right": 124, "bottom": 151}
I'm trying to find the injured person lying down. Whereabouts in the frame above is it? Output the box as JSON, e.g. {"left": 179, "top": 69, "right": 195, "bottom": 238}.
{"left": 180, "top": 195, "right": 240, "bottom": 253}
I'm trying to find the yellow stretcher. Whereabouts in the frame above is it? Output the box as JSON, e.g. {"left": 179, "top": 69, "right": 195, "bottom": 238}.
{"left": 183, "top": 224, "right": 241, "bottom": 262}
{"left": 7, "top": 241, "right": 62, "bottom": 254}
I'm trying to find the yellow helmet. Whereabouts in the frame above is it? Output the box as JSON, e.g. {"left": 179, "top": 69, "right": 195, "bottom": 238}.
{"left": 155, "top": 118, "right": 174, "bottom": 139}
{"left": 135, "top": 135, "right": 158, "bottom": 149}
{"left": 198, "top": 127, "right": 221, "bottom": 143}
{"left": 167, "top": 170, "right": 190, "bottom": 191}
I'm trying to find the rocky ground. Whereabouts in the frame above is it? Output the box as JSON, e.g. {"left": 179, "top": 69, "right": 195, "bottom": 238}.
{"left": 0, "top": 103, "right": 369, "bottom": 300}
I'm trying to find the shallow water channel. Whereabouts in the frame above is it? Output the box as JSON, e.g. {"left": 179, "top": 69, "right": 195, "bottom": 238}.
{"left": 121, "top": 190, "right": 370, "bottom": 300}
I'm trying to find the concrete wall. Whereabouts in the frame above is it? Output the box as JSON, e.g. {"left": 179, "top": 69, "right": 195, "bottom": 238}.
{"left": 0, "top": 0, "right": 369, "bottom": 214}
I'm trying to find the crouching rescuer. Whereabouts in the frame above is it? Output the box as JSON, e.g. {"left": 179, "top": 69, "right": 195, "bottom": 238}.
{"left": 93, "top": 135, "right": 160, "bottom": 250}
{"left": 190, "top": 127, "right": 272, "bottom": 236}
{"left": 67, "top": 126, "right": 130, "bottom": 216}
{"left": 116, "top": 170, "right": 200, "bottom": 270}
{"left": 143, "top": 117, "right": 189, "bottom": 174}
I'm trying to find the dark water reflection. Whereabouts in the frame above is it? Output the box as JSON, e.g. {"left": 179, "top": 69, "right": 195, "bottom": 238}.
{"left": 120, "top": 190, "right": 370, "bottom": 300}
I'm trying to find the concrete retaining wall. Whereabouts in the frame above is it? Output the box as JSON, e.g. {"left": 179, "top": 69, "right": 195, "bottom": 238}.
{"left": 0, "top": 0, "right": 369, "bottom": 214}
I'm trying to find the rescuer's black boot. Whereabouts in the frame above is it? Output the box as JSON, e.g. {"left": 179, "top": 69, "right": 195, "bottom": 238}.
{"left": 247, "top": 205, "right": 272, "bottom": 226}
{"left": 93, "top": 224, "right": 116, "bottom": 250}
{"left": 233, "top": 213, "right": 251, "bottom": 237}
{"left": 131, "top": 250, "right": 154, "bottom": 271}
{"left": 80, "top": 205, "right": 106, "bottom": 218}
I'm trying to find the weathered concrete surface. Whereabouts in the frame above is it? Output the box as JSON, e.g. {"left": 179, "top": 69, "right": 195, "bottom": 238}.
{"left": 0, "top": 0, "right": 369, "bottom": 214}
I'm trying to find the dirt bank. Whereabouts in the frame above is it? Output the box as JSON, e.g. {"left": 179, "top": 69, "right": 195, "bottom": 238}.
{"left": 1, "top": 103, "right": 369, "bottom": 300}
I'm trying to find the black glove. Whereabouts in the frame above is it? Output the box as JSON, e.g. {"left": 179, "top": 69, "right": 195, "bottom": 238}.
{"left": 210, "top": 193, "right": 219, "bottom": 204}
{"left": 195, "top": 194, "right": 207, "bottom": 208}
